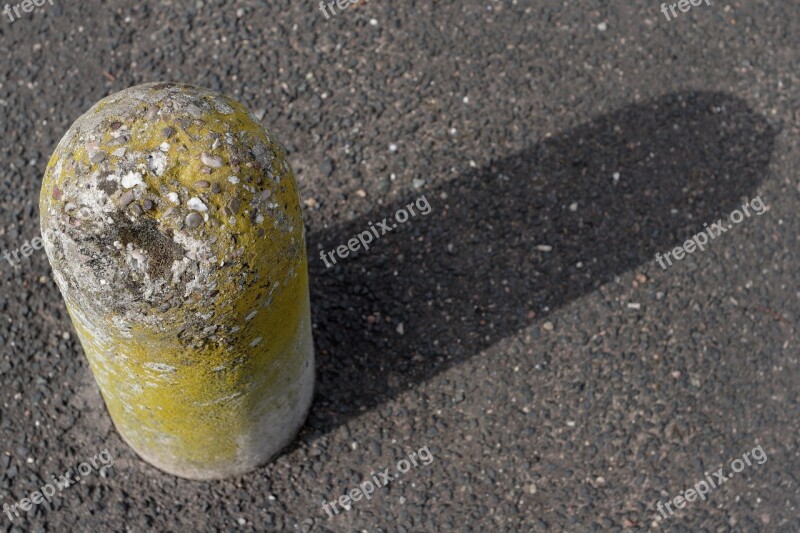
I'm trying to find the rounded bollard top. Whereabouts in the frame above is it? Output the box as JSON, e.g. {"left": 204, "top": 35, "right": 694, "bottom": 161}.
{"left": 40, "top": 83, "right": 306, "bottom": 339}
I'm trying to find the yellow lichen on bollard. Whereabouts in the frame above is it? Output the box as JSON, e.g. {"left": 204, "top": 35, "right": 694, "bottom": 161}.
{"left": 39, "top": 83, "right": 315, "bottom": 479}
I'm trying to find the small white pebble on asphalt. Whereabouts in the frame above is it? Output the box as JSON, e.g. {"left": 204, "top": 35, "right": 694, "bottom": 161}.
{"left": 168, "top": 192, "right": 179, "bottom": 205}
{"left": 396, "top": 323, "right": 404, "bottom": 334}
{"left": 412, "top": 178, "right": 426, "bottom": 189}
{"left": 26, "top": 457, "right": 33, "bottom": 464}
{"left": 369, "top": 18, "right": 378, "bottom": 26}
{"left": 597, "top": 22, "right": 608, "bottom": 31}
{"left": 566, "top": 420, "right": 576, "bottom": 427}
{"left": 463, "top": 96, "right": 470, "bottom": 104}
{"left": 356, "top": 189, "right": 366, "bottom": 197}
{"left": 237, "top": 518, "right": 246, "bottom": 526}
{"left": 389, "top": 143, "right": 398, "bottom": 152}
{"left": 569, "top": 202, "right": 578, "bottom": 212}
{"left": 627, "top": 302, "right": 641, "bottom": 310}
{"left": 542, "top": 321, "right": 554, "bottom": 332}
{"left": 536, "top": 245, "right": 553, "bottom": 252}
{"left": 612, "top": 171, "right": 620, "bottom": 182}
{"left": 350, "top": 442, "right": 358, "bottom": 450}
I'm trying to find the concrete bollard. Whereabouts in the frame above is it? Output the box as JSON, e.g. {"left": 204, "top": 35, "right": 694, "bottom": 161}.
{"left": 39, "top": 83, "right": 315, "bottom": 479}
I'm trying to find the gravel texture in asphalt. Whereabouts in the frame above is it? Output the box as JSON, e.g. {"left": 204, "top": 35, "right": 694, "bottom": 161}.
{"left": 0, "top": 1, "right": 798, "bottom": 531}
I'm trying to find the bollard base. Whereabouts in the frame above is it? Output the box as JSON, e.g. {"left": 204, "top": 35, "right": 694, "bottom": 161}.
{"left": 113, "top": 307, "right": 315, "bottom": 480}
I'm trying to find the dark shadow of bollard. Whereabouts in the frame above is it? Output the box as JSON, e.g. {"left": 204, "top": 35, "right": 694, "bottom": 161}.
{"left": 299, "top": 91, "right": 777, "bottom": 442}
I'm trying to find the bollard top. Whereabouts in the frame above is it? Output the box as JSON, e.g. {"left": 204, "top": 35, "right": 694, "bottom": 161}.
{"left": 40, "top": 83, "right": 306, "bottom": 342}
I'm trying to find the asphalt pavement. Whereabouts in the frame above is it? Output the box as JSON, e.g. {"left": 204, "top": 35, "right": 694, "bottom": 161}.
{"left": 0, "top": 0, "right": 798, "bottom": 531}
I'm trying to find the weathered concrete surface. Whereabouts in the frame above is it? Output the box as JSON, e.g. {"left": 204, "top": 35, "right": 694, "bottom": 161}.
{"left": 39, "top": 83, "right": 315, "bottom": 479}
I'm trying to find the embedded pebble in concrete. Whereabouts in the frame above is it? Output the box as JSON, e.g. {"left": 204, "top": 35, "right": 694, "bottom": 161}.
{"left": 39, "top": 82, "right": 315, "bottom": 480}
{"left": 187, "top": 197, "right": 208, "bottom": 212}
{"left": 201, "top": 153, "right": 224, "bottom": 168}
{"left": 118, "top": 191, "right": 135, "bottom": 207}
{"left": 185, "top": 212, "right": 203, "bottom": 228}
